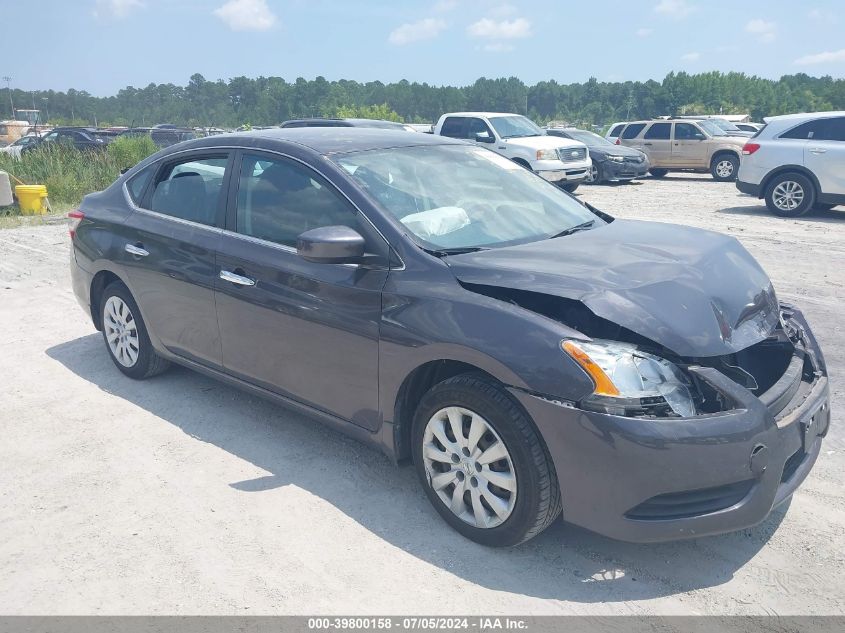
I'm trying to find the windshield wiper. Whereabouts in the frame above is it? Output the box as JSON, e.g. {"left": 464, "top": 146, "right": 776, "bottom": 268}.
{"left": 548, "top": 220, "right": 595, "bottom": 239}
{"left": 427, "top": 246, "right": 490, "bottom": 257}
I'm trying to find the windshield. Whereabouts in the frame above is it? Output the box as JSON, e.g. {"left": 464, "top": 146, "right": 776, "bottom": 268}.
{"left": 560, "top": 129, "right": 612, "bottom": 146}
{"left": 697, "top": 120, "right": 727, "bottom": 137}
{"left": 333, "top": 144, "right": 602, "bottom": 251}
{"left": 489, "top": 115, "right": 543, "bottom": 139}
{"left": 710, "top": 119, "right": 741, "bottom": 132}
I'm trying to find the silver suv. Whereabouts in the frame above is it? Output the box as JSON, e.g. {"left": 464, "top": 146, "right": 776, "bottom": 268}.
{"left": 615, "top": 119, "right": 746, "bottom": 181}
{"left": 736, "top": 111, "right": 845, "bottom": 216}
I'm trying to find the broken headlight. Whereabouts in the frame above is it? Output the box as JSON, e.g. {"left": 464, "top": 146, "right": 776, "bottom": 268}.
{"left": 562, "top": 339, "right": 696, "bottom": 418}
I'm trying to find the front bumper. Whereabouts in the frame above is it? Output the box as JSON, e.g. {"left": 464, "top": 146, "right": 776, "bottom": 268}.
{"left": 538, "top": 167, "right": 590, "bottom": 184}
{"left": 510, "top": 307, "right": 830, "bottom": 542}
{"left": 601, "top": 158, "right": 650, "bottom": 181}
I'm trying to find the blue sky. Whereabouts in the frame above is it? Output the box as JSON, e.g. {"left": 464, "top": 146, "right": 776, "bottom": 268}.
{"left": 4, "top": 0, "right": 845, "bottom": 96}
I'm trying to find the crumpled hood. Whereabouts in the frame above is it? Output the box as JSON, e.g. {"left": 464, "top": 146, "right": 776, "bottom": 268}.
{"left": 446, "top": 219, "right": 779, "bottom": 357}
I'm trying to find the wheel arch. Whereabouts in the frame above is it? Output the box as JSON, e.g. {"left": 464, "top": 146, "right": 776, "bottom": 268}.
{"left": 89, "top": 269, "right": 126, "bottom": 330}
{"left": 760, "top": 165, "right": 821, "bottom": 199}
{"left": 392, "top": 359, "right": 506, "bottom": 463}
{"left": 511, "top": 157, "right": 532, "bottom": 169}
{"left": 711, "top": 149, "right": 740, "bottom": 164}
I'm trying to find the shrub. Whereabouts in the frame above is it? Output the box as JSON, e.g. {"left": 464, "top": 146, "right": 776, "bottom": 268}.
{"left": 0, "top": 136, "right": 159, "bottom": 211}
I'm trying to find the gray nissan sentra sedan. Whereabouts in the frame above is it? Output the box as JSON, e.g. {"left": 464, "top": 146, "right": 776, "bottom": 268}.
{"left": 69, "top": 128, "right": 830, "bottom": 546}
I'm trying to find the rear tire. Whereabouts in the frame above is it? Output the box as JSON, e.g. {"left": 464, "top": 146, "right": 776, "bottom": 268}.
{"left": 412, "top": 373, "right": 561, "bottom": 547}
{"left": 561, "top": 182, "right": 580, "bottom": 193}
{"left": 100, "top": 281, "right": 170, "bottom": 379}
{"left": 765, "top": 172, "right": 815, "bottom": 217}
{"left": 649, "top": 168, "right": 668, "bottom": 178}
{"left": 711, "top": 153, "right": 739, "bottom": 181}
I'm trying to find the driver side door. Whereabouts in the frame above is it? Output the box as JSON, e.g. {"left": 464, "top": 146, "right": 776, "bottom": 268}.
{"left": 214, "top": 151, "right": 390, "bottom": 430}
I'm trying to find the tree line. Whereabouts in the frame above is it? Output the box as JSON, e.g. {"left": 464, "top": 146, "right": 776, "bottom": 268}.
{"left": 5, "top": 71, "right": 844, "bottom": 129}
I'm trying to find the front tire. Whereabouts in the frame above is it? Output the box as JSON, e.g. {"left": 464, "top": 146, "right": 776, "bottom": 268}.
{"left": 711, "top": 153, "right": 739, "bottom": 181}
{"left": 765, "top": 172, "right": 815, "bottom": 217}
{"left": 412, "top": 374, "right": 561, "bottom": 547}
{"left": 649, "top": 168, "right": 668, "bottom": 178}
{"left": 100, "top": 281, "right": 170, "bottom": 379}
{"left": 585, "top": 160, "right": 602, "bottom": 184}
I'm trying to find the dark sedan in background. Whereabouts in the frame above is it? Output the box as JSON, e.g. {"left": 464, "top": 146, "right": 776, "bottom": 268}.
{"left": 546, "top": 127, "right": 649, "bottom": 184}
{"left": 69, "top": 128, "right": 829, "bottom": 546}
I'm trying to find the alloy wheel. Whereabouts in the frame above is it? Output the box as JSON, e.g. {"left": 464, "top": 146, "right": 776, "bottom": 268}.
{"left": 421, "top": 406, "right": 517, "bottom": 529}
{"left": 715, "top": 159, "right": 735, "bottom": 178}
{"left": 772, "top": 180, "right": 805, "bottom": 212}
{"left": 586, "top": 163, "right": 598, "bottom": 183}
{"left": 103, "top": 296, "right": 140, "bottom": 368}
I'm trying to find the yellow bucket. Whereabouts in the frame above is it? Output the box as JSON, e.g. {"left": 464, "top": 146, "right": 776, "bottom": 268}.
{"left": 15, "top": 185, "right": 48, "bottom": 215}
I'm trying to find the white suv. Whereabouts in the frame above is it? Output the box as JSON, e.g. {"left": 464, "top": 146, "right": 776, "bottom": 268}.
{"left": 736, "top": 111, "right": 845, "bottom": 217}
{"left": 434, "top": 112, "right": 590, "bottom": 192}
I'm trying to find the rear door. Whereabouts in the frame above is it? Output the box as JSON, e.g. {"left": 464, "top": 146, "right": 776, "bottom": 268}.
{"left": 214, "top": 151, "right": 389, "bottom": 430}
{"left": 802, "top": 116, "right": 845, "bottom": 196}
{"left": 439, "top": 116, "right": 468, "bottom": 139}
{"left": 122, "top": 151, "right": 232, "bottom": 368}
{"left": 672, "top": 122, "right": 709, "bottom": 167}
{"left": 641, "top": 122, "right": 672, "bottom": 166}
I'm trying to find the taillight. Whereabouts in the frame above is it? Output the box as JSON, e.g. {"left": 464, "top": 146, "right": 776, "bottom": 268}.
{"left": 68, "top": 210, "right": 84, "bottom": 239}
{"left": 615, "top": 138, "right": 621, "bottom": 145}
{"left": 742, "top": 143, "right": 761, "bottom": 155}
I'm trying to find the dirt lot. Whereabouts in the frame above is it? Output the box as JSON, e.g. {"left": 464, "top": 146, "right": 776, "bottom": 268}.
{"left": 0, "top": 173, "right": 843, "bottom": 615}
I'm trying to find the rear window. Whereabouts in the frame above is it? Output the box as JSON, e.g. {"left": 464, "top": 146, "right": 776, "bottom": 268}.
{"left": 781, "top": 117, "right": 845, "bottom": 142}
{"left": 608, "top": 124, "right": 625, "bottom": 137}
{"left": 644, "top": 123, "right": 671, "bottom": 140}
{"left": 126, "top": 165, "right": 154, "bottom": 204}
{"left": 621, "top": 123, "right": 646, "bottom": 139}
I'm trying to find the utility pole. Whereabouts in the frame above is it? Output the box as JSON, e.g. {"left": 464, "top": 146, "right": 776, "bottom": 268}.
{"left": 3, "top": 76, "right": 13, "bottom": 118}
{"left": 42, "top": 97, "right": 49, "bottom": 124}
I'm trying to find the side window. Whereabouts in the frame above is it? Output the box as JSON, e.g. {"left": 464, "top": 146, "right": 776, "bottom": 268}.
{"left": 812, "top": 117, "right": 845, "bottom": 142}
{"left": 609, "top": 124, "right": 625, "bottom": 137}
{"left": 440, "top": 117, "right": 467, "bottom": 138}
{"left": 126, "top": 165, "right": 154, "bottom": 204}
{"left": 674, "top": 123, "right": 701, "bottom": 140}
{"left": 43, "top": 132, "right": 58, "bottom": 143}
{"left": 781, "top": 121, "right": 821, "bottom": 140}
{"left": 468, "top": 117, "right": 493, "bottom": 139}
{"left": 147, "top": 155, "right": 228, "bottom": 226}
{"left": 235, "top": 154, "right": 358, "bottom": 248}
{"left": 644, "top": 122, "right": 671, "bottom": 139}
{"left": 621, "top": 123, "right": 646, "bottom": 139}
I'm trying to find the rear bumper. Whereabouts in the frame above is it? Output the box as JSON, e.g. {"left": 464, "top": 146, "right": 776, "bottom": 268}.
{"left": 70, "top": 244, "right": 94, "bottom": 318}
{"left": 736, "top": 179, "right": 762, "bottom": 197}
{"left": 511, "top": 306, "right": 830, "bottom": 542}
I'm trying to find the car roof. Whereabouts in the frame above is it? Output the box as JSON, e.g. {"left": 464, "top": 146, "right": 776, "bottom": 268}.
{"left": 177, "top": 127, "right": 465, "bottom": 155}
{"left": 441, "top": 112, "right": 524, "bottom": 119}
{"left": 763, "top": 110, "right": 845, "bottom": 123}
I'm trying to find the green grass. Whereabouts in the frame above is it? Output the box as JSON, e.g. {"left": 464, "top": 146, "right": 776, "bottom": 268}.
{"left": 0, "top": 136, "right": 158, "bottom": 219}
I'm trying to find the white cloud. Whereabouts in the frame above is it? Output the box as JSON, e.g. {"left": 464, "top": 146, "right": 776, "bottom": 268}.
{"left": 794, "top": 48, "right": 845, "bottom": 65}
{"left": 680, "top": 51, "right": 701, "bottom": 62}
{"left": 467, "top": 17, "right": 532, "bottom": 39}
{"left": 636, "top": 27, "right": 653, "bottom": 37}
{"left": 654, "top": 0, "right": 696, "bottom": 18}
{"left": 93, "top": 0, "right": 143, "bottom": 19}
{"left": 745, "top": 19, "right": 777, "bottom": 43}
{"left": 808, "top": 8, "right": 837, "bottom": 22}
{"left": 213, "top": 0, "right": 277, "bottom": 31}
{"left": 389, "top": 18, "right": 447, "bottom": 45}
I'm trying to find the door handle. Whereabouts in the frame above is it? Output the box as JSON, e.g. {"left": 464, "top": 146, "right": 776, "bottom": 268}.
{"left": 124, "top": 243, "right": 149, "bottom": 257}
{"left": 809, "top": 147, "right": 827, "bottom": 154}
{"left": 643, "top": 142, "right": 653, "bottom": 146}
{"left": 219, "top": 269, "right": 256, "bottom": 286}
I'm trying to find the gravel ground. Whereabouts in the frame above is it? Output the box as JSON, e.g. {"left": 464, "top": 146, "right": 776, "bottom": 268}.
{"left": 0, "top": 174, "right": 843, "bottom": 615}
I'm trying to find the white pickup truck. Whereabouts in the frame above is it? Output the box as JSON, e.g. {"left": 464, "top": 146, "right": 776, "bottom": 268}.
{"left": 433, "top": 112, "right": 590, "bottom": 191}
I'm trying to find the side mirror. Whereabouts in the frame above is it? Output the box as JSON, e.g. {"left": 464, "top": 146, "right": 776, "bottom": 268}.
{"left": 475, "top": 132, "right": 495, "bottom": 144}
{"left": 296, "top": 225, "right": 365, "bottom": 264}
{"left": 694, "top": 133, "right": 706, "bottom": 140}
